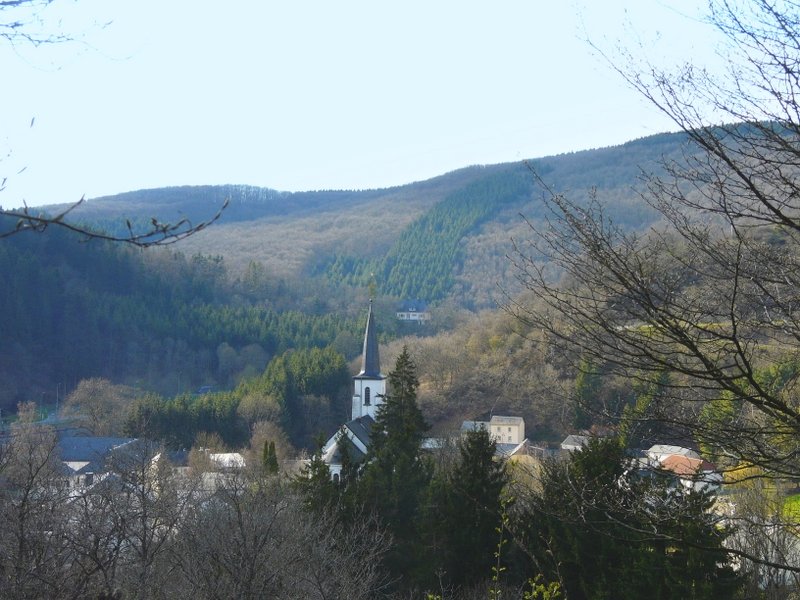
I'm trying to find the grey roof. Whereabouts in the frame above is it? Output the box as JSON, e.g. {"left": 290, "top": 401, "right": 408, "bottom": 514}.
{"left": 58, "top": 436, "right": 137, "bottom": 473}
{"left": 495, "top": 442, "right": 521, "bottom": 457}
{"left": 321, "top": 415, "right": 376, "bottom": 467}
{"left": 346, "top": 415, "right": 374, "bottom": 448}
{"left": 561, "top": 434, "right": 590, "bottom": 450}
{"left": 58, "top": 436, "right": 137, "bottom": 462}
{"left": 324, "top": 437, "right": 367, "bottom": 464}
{"left": 647, "top": 444, "right": 699, "bottom": 457}
{"left": 356, "top": 301, "right": 383, "bottom": 379}
{"left": 490, "top": 416, "right": 524, "bottom": 426}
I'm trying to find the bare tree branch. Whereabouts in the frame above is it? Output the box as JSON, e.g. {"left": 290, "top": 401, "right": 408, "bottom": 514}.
{"left": 0, "top": 197, "right": 230, "bottom": 247}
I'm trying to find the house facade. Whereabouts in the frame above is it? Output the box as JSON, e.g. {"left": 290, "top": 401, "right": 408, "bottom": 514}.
{"left": 462, "top": 415, "right": 525, "bottom": 445}
{"left": 396, "top": 300, "right": 430, "bottom": 323}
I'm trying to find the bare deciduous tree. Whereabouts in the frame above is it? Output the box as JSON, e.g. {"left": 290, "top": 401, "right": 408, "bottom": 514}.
{"left": 0, "top": 402, "right": 71, "bottom": 599}
{"left": 0, "top": 198, "right": 229, "bottom": 247}
{"left": 507, "top": 0, "right": 800, "bottom": 574}
{"left": 61, "top": 377, "right": 134, "bottom": 436}
{"left": 171, "top": 469, "right": 389, "bottom": 600}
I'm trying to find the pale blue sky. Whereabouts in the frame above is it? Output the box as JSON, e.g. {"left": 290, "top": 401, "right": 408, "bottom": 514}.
{"left": 1, "top": 1, "right": 715, "bottom": 207}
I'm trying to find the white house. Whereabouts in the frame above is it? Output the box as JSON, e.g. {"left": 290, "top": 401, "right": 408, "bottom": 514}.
{"left": 461, "top": 415, "right": 525, "bottom": 445}
{"left": 396, "top": 300, "right": 430, "bottom": 323}
{"left": 489, "top": 415, "right": 525, "bottom": 444}
{"left": 646, "top": 444, "right": 700, "bottom": 465}
{"left": 460, "top": 415, "right": 527, "bottom": 458}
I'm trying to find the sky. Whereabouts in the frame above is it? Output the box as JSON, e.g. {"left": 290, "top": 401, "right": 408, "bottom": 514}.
{"left": 0, "top": 1, "right": 718, "bottom": 208}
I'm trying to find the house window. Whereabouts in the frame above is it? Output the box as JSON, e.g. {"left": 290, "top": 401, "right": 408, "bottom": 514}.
{"left": 508, "top": 427, "right": 512, "bottom": 432}
{"left": 365, "top": 387, "right": 371, "bottom": 406}
{"left": 508, "top": 436, "right": 512, "bottom": 442}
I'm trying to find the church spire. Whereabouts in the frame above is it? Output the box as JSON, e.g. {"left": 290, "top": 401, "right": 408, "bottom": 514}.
{"left": 358, "top": 300, "right": 381, "bottom": 378}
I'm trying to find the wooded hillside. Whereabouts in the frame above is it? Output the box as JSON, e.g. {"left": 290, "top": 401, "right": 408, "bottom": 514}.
{"left": 1, "top": 131, "right": 693, "bottom": 433}
{"left": 36, "top": 132, "right": 685, "bottom": 308}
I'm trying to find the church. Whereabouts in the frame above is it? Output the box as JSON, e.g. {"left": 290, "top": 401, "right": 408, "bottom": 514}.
{"left": 320, "top": 301, "right": 386, "bottom": 478}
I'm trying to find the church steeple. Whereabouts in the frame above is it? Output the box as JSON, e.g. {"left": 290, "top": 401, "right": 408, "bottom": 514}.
{"left": 358, "top": 300, "right": 381, "bottom": 378}
{"left": 352, "top": 300, "right": 386, "bottom": 420}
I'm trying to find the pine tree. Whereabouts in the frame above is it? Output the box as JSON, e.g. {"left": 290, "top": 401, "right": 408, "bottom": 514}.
{"left": 429, "top": 427, "right": 509, "bottom": 589}
{"left": 295, "top": 447, "right": 336, "bottom": 514}
{"left": 358, "top": 346, "right": 431, "bottom": 585}
{"left": 516, "top": 438, "right": 741, "bottom": 599}
{"left": 262, "top": 440, "right": 279, "bottom": 474}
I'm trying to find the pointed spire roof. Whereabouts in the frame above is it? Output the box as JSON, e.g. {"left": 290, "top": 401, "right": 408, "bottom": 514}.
{"left": 357, "top": 301, "right": 383, "bottom": 378}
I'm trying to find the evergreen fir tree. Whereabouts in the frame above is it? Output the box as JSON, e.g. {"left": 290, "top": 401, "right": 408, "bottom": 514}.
{"left": 430, "top": 427, "right": 509, "bottom": 589}
{"left": 516, "top": 438, "right": 742, "bottom": 600}
{"left": 294, "top": 447, "right": 336, "bottom": 514}
{"left": 262, "top": 440, "right": 279, "bottom": 474}
{"left": 358, "top": 346, "right": 431, "bottom": 587}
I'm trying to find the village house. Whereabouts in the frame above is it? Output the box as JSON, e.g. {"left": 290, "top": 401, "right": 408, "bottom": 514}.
{"left": 58, "top": 435, "right": 139, "bottom": 490}
{"left": 461, "top": 415, "right": 525, "bottom": 445}
{"left": 460, "top": 415, "right": 530, "bottom": 458}
{"left": 395, "top": 300, "right": 430, "bottom": 323}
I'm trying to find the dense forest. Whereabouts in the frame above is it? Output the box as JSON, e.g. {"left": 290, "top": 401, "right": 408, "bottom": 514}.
{"left": 0, "top": 216, "right": 369, "bottom": 417}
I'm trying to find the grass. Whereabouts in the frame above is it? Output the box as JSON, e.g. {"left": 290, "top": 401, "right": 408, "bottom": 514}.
{"left": 783, "top": 493, "right": 800, "bottom": 521}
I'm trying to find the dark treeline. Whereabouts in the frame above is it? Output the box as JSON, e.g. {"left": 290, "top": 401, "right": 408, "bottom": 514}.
{"left": 125, "top": 345, "right": 351, "bottom": 450}
{"left": 0, "top": 219, "right": 362, "bottom": 414}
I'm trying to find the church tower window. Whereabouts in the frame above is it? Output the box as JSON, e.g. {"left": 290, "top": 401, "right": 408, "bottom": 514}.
{"left": 364, "top": 387, "right": 371, "bottom": 405}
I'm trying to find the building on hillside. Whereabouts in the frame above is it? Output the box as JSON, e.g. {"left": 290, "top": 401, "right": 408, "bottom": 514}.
{"left": 58, "top": 435, "right": 139, "bottom": 490}
{"left": 646, "top": 444, "right": 700, "bottom": 465}
{"left": 490, "top": 415, "right": 525, "bottom": 444}
{"left": 396, "top": 300, "right": 430, "bottom": 323}
{"left": 560, "top": 434, "right": 590, "bottom": 453}
{"left": 322, "top": 301, "right": 385, "bottom": 478}
{"left": 461, "top": 415, "right": 525, "bottom": 445}
{"left": 460, "top": 415, "right": 528, "bottom": 458}
{"left": 657, "top": 454, "right": 722, "bottom": 493}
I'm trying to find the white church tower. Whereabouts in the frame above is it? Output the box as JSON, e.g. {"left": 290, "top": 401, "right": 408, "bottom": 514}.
{"left": 351, "top": 301, "right": 386, "bottom": 420}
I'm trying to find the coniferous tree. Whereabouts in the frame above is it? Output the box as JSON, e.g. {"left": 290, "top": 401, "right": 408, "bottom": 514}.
{"left": 262, "top": 440, "right": 279, "bottom": 474}
{"left": 295, "top": 447, "right": 337, "bottom": 515}
{"left": 515, "top": 438, "right": 741, "bottom": 600}
{"left": 430, "top": 427, "right": 509, "bottom": 589}
{"left": 358, "top": 346, "right": 431, "bottom": 588}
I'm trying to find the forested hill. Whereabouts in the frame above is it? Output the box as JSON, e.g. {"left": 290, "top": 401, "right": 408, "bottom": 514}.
{"left": 36, "top": 130, "right": 688, "bottom": 308}
{"left": 0, "top": 217, "right": 367, "bottom": 415}
{"left": 0, "top": 130, "right": 690, "bottom": 413}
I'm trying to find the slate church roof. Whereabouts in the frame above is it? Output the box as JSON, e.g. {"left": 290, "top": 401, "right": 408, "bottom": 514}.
{"left": 356, "top": 301, "right": 383, "bottom": 379}
{"left": 322, "top": 415, "right": 375, "bottom": 464}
